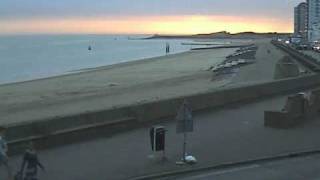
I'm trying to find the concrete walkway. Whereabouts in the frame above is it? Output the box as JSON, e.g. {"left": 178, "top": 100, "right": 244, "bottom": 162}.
{"left": 230, "top": 39, "right": 311, "bottom": 86}
{"left": 2, "top": 92, "right": 320, "bottom": 180}
{"left": 231, "top": 39, "right": 281, "bottom": 84}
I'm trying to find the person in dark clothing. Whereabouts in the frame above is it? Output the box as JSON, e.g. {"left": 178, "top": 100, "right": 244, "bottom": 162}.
{"left": 0, "top": 126, "right": 12, "bottom": 180}
{"left": 165, "top": 43, "right": 170, "bottom": 54}
{"left": 19, "top": 142, "right": 45, "bottom": 180}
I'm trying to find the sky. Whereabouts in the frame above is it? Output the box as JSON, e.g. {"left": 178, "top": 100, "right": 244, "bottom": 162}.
{"left": 0, "top": 0, "right": 305, "bottom": 35}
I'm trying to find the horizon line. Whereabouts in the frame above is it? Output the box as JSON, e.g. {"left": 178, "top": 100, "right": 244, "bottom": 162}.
{"left": 0, "top": 31, "right": 293, "bottom": 36}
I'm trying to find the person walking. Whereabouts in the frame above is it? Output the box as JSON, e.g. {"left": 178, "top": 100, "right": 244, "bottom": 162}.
{"left": 0, "top": 126, "right": 12, "bottom": 180}
{"left": 165, "top": 43, "right": 170, "bottom": 55}
{"left": 19, "top": 142, "right": 45, "bottom": 180}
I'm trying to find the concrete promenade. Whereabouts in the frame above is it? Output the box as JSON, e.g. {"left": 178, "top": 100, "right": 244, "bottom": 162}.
{"left": 2, "top": 93, "right": 320, "bottom": 180}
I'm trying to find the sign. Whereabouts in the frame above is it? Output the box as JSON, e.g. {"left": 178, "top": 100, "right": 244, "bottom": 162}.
{"left": 176, "top": 100, "right": 193, "bottom": 134}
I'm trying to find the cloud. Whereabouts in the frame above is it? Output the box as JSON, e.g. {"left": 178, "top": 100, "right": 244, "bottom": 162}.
{"left": 0, "top": 0, "right": 304, "bottom": 34}
{"left": 0, "top": 15, "right": 293, "bottom": 34}
{"left": 0, "top": 0, "right": 304, "bottom": 20}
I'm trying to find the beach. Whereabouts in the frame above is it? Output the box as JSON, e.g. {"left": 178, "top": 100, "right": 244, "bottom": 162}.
{"left": 1, "top": 39, "right": 318, "bottom": 180}
{"left": 0, "top": 35, "right": 250, "bottom": 85}
{"left": 0, "top": 39, "right": 288, "bottom": 126}
{"left": 0, "top": 35, "right": 195, "bottom": 84}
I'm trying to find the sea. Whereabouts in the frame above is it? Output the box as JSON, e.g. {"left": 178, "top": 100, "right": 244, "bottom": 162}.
{"left": 0, "top": 34, "right": 224, "bottom": 85}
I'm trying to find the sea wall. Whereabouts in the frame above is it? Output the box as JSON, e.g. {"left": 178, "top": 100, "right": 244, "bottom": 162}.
{"left": 133, "top": 74, "right": 320, "bottom": 122}
{"left": 6, "top": 73, "right": 320, "bottom": 154}
{"left": 265, "top": 88, "right": 320, "bottom": 128}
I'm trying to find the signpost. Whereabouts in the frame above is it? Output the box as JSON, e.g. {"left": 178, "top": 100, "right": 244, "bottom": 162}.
{"left": 176, "top": 100, "right": 194, "bottom": 163}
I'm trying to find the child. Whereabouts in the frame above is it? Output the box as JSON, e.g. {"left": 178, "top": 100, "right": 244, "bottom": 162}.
{"left": 19, "top": 142, "right": 45, "bottom": 180}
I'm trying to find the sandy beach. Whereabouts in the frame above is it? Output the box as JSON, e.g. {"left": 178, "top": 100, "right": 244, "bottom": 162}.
{"left": 0, "top": 39, "right": 288, "bottom": 126}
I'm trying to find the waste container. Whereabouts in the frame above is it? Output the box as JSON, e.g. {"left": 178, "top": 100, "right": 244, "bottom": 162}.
{"left": 150, "top": 126, "right": 165, "bottom": 152}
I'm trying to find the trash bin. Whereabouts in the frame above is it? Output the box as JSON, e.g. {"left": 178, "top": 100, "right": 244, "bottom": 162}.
{"left": 150, "top": 126, "right": 165, "bottom": 152}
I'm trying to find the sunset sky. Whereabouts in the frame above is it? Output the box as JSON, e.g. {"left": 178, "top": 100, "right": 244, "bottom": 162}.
{"left": 0, "top": 0, "right": 304, "bottom": 35}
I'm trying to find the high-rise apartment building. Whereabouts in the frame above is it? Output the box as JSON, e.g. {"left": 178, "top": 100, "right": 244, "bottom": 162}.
{"left": 308, "top": 0, "right": 320, "bottom": 42}
{"left": 294, "top": 2, "right": 308, "bottom": 41}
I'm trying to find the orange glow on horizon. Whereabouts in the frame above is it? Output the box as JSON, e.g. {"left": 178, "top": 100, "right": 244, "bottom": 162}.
{"left": 0, "top": 15, "right": 293, "bottom": 35}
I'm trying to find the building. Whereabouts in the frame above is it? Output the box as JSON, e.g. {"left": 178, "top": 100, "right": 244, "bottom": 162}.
{"left": 294, "top": 2, "right": 308, "bottom": 42}
{"left": 308, "top": 0, "right": 320, "bottom": 43}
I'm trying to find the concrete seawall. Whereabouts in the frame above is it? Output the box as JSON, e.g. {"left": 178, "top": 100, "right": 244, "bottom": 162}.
{"left": 134, "top": 74, "right": 320, "bottom": 122}
{"left": 6, "top": 73, "right": 320, "bottom": 154}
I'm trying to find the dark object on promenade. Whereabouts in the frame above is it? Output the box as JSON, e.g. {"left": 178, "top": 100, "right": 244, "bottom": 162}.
{"left": 149, "top": 126, "right": 166, "bottom": 152}
{"left": 19, "top": 142, "right": 45, "bottom": 180}
{"left": 88, "top": 45, "right": 92, "bottom": 51}
{"left": 265, "top": 89, "right": 320, "bottom": 128}
{"left": 149, "top": 126, "right": 166, "bottom": 160}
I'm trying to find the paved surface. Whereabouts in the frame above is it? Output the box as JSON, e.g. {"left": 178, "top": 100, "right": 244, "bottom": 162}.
{"left": 231, "top": 39, "right": 283, "bottom": 85}
{"left": 172, "top": 154, "right": 320, "bottom": 180}
{"left": 2, "top": 92, "right": 320, "bottom": 180}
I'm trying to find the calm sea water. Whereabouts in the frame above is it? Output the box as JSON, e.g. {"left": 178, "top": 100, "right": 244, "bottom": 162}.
{"left": 0, "top": 34, "right": 217, "bottom": 85}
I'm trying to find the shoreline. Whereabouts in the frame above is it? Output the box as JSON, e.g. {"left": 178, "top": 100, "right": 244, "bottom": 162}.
{"left": 0, "top": 49, "right": 194, "bottom": 87}
{"left": 0, "top": 43, "right": 244, "bottom": 87}
{"left": 68, "top": 49, "right": 194, "bottom": 73}
{"left": 0, "top": 35, "right": 252, "bottom": 87}
{"left": 0, "top": 34, "right": 195, "bottom": 86}
{"left": 0, "top": 46, "right": 240, "bottom": 124}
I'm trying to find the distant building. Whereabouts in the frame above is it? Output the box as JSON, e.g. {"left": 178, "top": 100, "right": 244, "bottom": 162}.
{"left": 308, "top": 0, "right": 320, "bottom": 43}
{"left": 294, "top": 2, "right": 308, "bottom": 42}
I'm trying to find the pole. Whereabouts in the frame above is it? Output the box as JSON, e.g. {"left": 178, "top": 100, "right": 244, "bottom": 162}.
{"left": 162, "top": 147, "right": 166, "bottom": 161}
{"left": 162, "top": 128, "right": 167, "bottom": 161}
{"left": 182, "top": 102, "right": 187, "bottom": 162}
{"left": 183, "top": 132, "right": 187, "bottom": 162}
